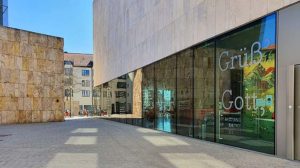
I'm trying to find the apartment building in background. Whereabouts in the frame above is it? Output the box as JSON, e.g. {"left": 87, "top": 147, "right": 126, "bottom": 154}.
{"left": 64, "top": 53, "right": 93, "bottom": 116}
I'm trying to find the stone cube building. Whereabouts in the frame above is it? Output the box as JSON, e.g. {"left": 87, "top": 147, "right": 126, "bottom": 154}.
{"left": 0, "top": 26, "right": 64, "bottom": 124}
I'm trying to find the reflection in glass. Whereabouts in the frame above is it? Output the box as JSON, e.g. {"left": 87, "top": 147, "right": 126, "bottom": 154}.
{"left": 131, "top": 69, "right": 143, "bottom": 126}
{"left": 92, "top": 13, "right": 276, "bottom": 155}
{"left": 93, "top": 82, "right": 113, "bottom": 116}
{"left": 142, "top": 64, "right": 155, "bottom": 128}
{"left": 93, "top": 85, "right": 101, "bottom": 115}
{"left": 126, "top": 72, "right": 134, "bottom": 124}
{"left": 155, "top": 56, "right": 176, "bottom": 133}
{"left": 216, "top": 14, "right": 276, "bottom": 154}
{"left": 177, "top": 49, "right": 193, "bottom": 137}
{"left": 194, "top": 42, "right": 215, "bottom": 141}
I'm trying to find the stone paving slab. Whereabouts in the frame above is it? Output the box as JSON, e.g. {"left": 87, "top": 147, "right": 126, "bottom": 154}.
{"left": 0, "top": 118, "right": 299, "bottom": 168}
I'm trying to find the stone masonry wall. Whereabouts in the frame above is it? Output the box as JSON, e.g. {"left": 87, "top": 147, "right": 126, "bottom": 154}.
{"left": 0, "top": 26, "right": 64, "bottom": 124}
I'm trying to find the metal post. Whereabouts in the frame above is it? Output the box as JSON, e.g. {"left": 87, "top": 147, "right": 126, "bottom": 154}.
{"left": 69, "top": 88, "right": 72, "bottom": 118}
{"left": 92, "top": 79, "right": 94, "bottom": 116}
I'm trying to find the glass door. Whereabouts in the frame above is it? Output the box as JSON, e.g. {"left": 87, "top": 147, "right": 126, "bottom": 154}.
{"left": 215, "top": 14, "right": 276, "bottom": 154}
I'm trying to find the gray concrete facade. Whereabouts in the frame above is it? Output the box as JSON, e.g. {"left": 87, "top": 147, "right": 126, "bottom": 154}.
{"left": 93, "top": 0, "right": 300, "bottom": 85}
{"left": 278, "top": 2, "right": 300, "bottom": 159}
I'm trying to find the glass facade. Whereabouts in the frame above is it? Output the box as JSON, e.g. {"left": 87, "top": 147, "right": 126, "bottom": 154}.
{"left": 93, "top": 13, "right": 276, "bottom": 154}
{"left": 142, "top": 64, "right": 155, "bottom": 128}
{"left": 216, "top": 14, "right": 276, "bottom": 154}
{"left": 155, "top": 56, "right": 176, "bottom": 133}
{"left": 194, "top": 42, "right": 215, "bottom": 141}
{"left": 177, "top": 49, "right": 193, "bottom": 137}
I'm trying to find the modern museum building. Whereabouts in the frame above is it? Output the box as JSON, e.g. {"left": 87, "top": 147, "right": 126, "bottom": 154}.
{"left": 93, "top": 0, "right": 300, "bottom": 160}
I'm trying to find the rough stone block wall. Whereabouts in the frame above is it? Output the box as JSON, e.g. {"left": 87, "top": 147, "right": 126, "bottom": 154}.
{"left": 0, "top": 26, "right": 64, "bottom": 124}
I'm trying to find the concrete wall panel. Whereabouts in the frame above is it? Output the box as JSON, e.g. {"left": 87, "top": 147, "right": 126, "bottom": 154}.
{"left": 278, "top": 2, "right": 300, "bottom": 159}
{"left": 93, "top": 0, "right": 300, "bottom": 85}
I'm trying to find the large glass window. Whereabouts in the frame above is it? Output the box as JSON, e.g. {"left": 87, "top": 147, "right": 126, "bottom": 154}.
{"left": 155, "top": 56, "right": 176, "bottom": 133}
{"left": 194, "top": 42, "right": 215, "bottom": 141}
{"left": 93, "top": 13, "right": 276, "bottom": 155}
{"left": 126, "top": 72, "right": 134, "bottom": 115}
{"left": 132, "top": 69, "right": 143, "bottom": 126}
{"left": 215, "top": 14, "right": 276, "bottom": 154}
{"left": 142, "top": 64, "right": 155, "bottom": 128}
{"left": 177, "top": 49, "right": 193, "bottom": 137}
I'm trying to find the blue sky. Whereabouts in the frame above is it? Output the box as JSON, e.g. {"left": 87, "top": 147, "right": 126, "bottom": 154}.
{"left": 8, "top": 0, "right": 93, "bottom": 54}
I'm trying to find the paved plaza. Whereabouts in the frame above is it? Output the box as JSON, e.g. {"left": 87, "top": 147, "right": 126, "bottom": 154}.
{"left": 0, "top": 118, "right": 300, "bottom": 168}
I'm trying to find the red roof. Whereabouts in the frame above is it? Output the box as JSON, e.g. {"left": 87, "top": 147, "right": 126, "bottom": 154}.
{"left": 64, "top": 53, "right": 93, "bottom": 67}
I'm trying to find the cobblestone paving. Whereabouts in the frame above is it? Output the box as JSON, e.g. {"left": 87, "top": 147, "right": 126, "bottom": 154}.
{"left": 0, "top": 118, "right": 299, "bottom": 168}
